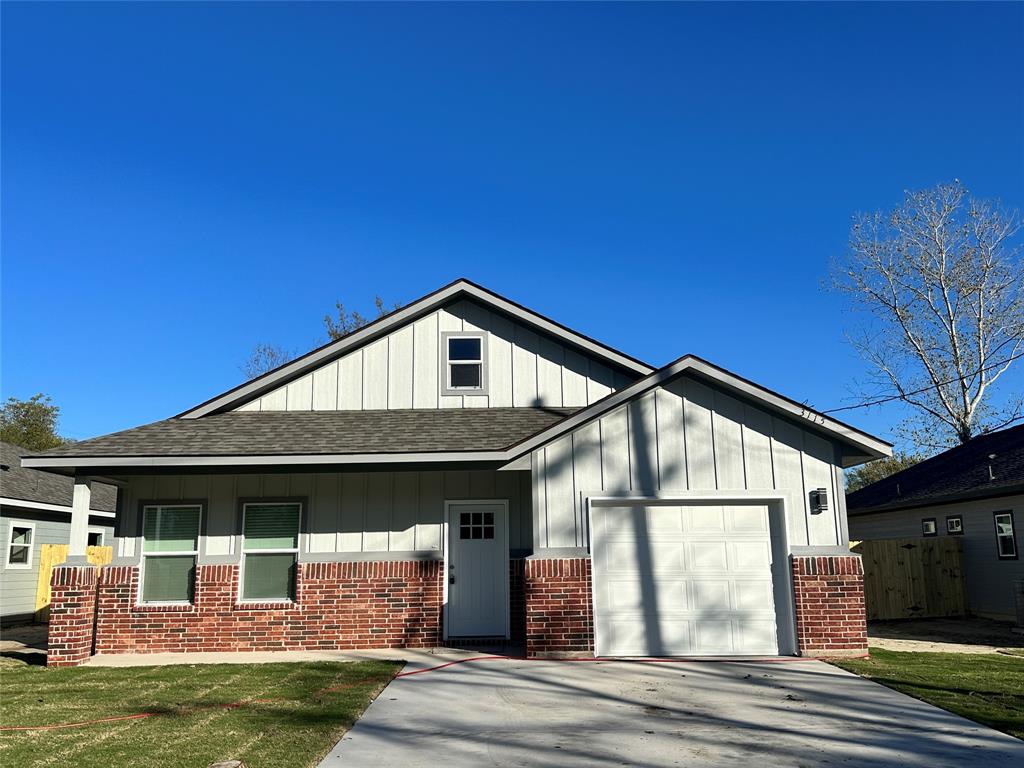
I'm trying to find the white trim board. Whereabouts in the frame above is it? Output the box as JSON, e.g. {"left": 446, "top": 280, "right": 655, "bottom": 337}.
{"left": 0, "top": 496, "right": 116, "bottom": 518}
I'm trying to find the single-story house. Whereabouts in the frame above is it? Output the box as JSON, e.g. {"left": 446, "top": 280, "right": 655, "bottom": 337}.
{"left": 24, "top": 279, "right": 891, "bottom": 666}
{"left": 848, "top": 425, "right": 1023, "bottom": 620}
{"left": 1, "top": 441, "right": 117, "bottom": 626}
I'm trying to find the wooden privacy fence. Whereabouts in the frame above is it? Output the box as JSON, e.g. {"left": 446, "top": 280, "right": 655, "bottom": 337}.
{"left": 851, "top": 537, "right": 967, "bottom": 620}
{"left": 34, "top": 544, "right": 113, "bottom": 622}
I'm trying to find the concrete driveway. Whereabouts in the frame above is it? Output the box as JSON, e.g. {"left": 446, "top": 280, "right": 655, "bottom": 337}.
{"left": 320, "top": 656, "right": 1024, "bottom": 767}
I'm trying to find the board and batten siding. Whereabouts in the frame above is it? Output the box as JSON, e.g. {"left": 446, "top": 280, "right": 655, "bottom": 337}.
{"left": 532, "top": 375, "right": 848, "bottom": 550}
{"left": 116, "top": 470, "right": 532, "bottom": 562}
{"left": 1, "top": 511, "right": 114, "bottom": 621}
{"left": 234, "top": 299, "right": 634, "bottom": 412}
{"left": 849, "top": 494, "right": 1024, "bottom": 619}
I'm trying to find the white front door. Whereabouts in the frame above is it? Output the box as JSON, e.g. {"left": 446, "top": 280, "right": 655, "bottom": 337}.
{"left": 591, "top": 502, "right": 779, "bottom": 656}
{"left": 446, "top": 501, "right": 509, "bottom": 638}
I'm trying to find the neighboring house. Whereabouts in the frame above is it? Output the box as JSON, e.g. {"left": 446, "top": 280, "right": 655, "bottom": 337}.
{"left": 848, "top": 425, "right": 1024, "bottom": 620}
{"left": 1, "top": 441, "right": 117, "bottom": 625}
{"left": 23, "top": 279, "right": 891, "bottom": 666}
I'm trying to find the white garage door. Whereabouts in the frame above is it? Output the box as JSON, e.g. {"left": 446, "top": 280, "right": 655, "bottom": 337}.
{"left": 591, "top": 503, "right": 778, "bottom": 656}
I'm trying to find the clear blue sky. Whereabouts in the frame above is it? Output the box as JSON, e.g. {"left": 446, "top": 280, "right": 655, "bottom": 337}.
{"left": 3, "top": 2, "right": 1022, "bottom": 449}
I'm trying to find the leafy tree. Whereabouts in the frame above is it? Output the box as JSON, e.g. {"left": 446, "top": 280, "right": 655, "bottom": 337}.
{"left": 242, "top": 296, "right": 400, "bottom": 379}
{"left": 833, "top": 181, "right": 1023, "bottom": 450}
{"left": 845, "top": 452, "right": 923, "bottom": 493}
{"left": 0, "top": 394, "right": 70, "bottom": 451}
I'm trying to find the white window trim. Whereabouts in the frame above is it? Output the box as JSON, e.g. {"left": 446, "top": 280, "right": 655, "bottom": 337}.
{"left": 87, "top": 527, "right": 105, "bottom": 547}
{"left": 5, "top": 521, "right": 35, "bottom": 569}
{"left": 440, "top": 331, "right": 488, "bottom": 396}
{"left": 139, "top": 504, "right": 202, "bottom": 606}
{"left": 238, "top": 501, "right": 302, "bottom": 604}
{"left": 994, "top": 511, "right": 1017, "bottom": 560}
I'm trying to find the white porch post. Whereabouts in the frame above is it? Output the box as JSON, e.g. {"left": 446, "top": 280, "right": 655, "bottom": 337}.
{"left": 67, "top": 477, "right": 93, "bottom": 564}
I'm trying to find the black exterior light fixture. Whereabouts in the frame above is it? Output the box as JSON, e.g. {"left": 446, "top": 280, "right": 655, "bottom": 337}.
{"left": 810, "top": 488, "right": 829, "bottom": 515}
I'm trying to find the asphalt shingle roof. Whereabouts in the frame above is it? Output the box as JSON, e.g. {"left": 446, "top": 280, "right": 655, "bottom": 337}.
{"left": 1, "top": 441, "right": 117, "bottom": 511}
{"left": 30, "top": 408, "right": 578, "bottom": 458}
{"left": 846, "top": 424, "right": 1024, "bottom": 513}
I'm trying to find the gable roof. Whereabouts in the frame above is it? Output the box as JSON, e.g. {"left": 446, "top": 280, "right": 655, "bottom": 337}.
{"left": 179, "top": 278, "right": 655, "bottom": 419}
{"left": 503, "top": 354, "right": 893, "bottom": 467}
{"left": 1, "top": 441, "right": 117, "bottom": 513}
{"left": 25, "top": 408, "right": 575, "bottom": 468}
{"left": 847, "top": 424, "right": 1024, "bottom": 514}
{"left": 23, "top": 355, "right": 890, "bottom": 473}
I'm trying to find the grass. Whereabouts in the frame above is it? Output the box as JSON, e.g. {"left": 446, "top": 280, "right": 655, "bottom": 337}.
{"left": 833, "top": 648, "right": 1024, "bottom": 740}
{"left": 0, "top": 656, "right": 400, "bottom": 768}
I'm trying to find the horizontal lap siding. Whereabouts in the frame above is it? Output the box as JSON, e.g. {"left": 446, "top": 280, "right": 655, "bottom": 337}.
{"left": 236, "top": 299, "right": 635, "bottom": 412}
{"left": 849, "top": 494, "right": 1024, "bottom": 619}
{"left": 533, "top": 375, "right": 846, "bottom": 549}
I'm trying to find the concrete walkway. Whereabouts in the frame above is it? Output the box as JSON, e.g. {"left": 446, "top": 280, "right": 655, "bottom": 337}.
{"left": 320, "top": 656, "right": 1024, "bottom": 768}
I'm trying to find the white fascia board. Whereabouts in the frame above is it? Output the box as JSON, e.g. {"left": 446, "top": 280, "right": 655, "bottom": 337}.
{"left": 505, "top": 356, "right": 893, "bottom": 463}
{"left": 22, "top": 451, "right": 508, "bottom": 470}
{"left": 0, "top": 496, "right": 116, "bottom": 518}
{"left": 178, "top": 279, "right": 653, "bottom": 419}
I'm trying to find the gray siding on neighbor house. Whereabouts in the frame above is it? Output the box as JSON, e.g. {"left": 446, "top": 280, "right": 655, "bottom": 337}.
{"left": 116, "top": 470, "right": 532, "bottom": 563}
{"left": 235, "top": 299, "right": 633, "bottom": 412}
{"left": 849, "top": 493, "right": 1024, "bottom": 619}
{"left": 532, "top": 375, "right": 848, "bottom": 550}
{"left": 1, "top": 510, "right": 114, "bottom": 621}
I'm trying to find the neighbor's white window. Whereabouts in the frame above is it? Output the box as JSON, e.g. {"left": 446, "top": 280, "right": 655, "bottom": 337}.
{"left": 994, "top": 512, "right": 1017, "bottom": 560}
{"left": 6, "top": 523, "right": 35, "bottom": 568}
{"left": 241, "top": 502, "right": 301, "bottom": 602}
{"left": 88, "top": 529, "right": 105, "bottom": 547}
{"left": 445, "top": 335, "right": 485, "bottom": 391}
{"left": 141, "top": 505, "right": 201, "bottom": 603}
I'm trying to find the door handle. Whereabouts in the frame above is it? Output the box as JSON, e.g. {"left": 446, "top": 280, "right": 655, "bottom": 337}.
{"left": 449, "top": 563, "right": 455, "bottom": 585}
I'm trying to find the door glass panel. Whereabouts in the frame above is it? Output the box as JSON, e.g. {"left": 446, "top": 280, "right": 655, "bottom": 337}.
{"left": 458, "top": 510, "right": 495, "bottom": 540}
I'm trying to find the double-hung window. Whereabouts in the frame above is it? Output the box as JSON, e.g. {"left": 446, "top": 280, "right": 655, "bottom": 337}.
{"left": 443, "top": 333, "right": 486, "bottom": 394}
{"left": 241, "top": 502, "right": 301, "bottom": 602}
{"left": 142, "top": 505, "right": 201, "bottom": 603}
{"left": 6, "top": 523, "right": 34, "bottom": 568}
{"left": 994, "top": 512, "right": 1017, "bottom": 560}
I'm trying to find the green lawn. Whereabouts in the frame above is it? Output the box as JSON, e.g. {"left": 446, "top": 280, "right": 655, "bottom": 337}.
{"left": 833, "top": 648, "right": 1024, "bottom": 740}
{"left": 0, "top": 657, "right": 400, "bottom": 768}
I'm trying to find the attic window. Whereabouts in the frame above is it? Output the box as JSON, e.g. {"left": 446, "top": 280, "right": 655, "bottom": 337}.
{"left": 442, "top": 332, "right": 487, "bottom": 395}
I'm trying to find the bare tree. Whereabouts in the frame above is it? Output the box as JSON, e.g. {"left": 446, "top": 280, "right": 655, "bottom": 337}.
{"left": 834, "top": 181, "right": 1023, "bottom": 449}
{"left": 241, "top": 296, "right": 400, "bottom": 379}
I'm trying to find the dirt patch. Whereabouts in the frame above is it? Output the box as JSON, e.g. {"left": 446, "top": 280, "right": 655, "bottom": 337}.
{"left": 868, "top": 617, "right": 1024, "bottom": 654}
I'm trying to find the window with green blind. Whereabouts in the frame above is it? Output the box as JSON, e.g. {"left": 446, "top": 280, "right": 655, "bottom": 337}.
{"left": 141, "top": 505, "right": 201, "bottom": 603}
{"left": 242, "top": 503, "right": 301, "bottom": 601}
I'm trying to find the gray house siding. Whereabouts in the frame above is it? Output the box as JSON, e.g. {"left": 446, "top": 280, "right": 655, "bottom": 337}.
{"left": 1, "top": 509, "right": 114, "bottom": 623}
{"left": 116, "top": 469, "right": 532, "bottom": 563}
{"left": 235, "top": 299, "right": 634, "bottom": 413}
{"left": 532, "top": 375, "right": 848, "bottom": 550}
{"left": 849, "top": 493, "right": 1024, "bottom": 619}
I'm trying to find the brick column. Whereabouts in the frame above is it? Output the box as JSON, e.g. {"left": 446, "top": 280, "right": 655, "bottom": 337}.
{"left": 791, "top": 555, "right": 868, "bottom": 657}
{"left": 524, "top": 558, "right": 593, "bottom": 657}
{"left": 47, "top": 565, "right": 100, "bottom": 667}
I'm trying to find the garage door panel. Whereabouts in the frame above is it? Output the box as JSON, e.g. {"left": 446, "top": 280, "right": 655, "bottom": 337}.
{"left": 592, "top": 502, "right": 779, "bottom": 656}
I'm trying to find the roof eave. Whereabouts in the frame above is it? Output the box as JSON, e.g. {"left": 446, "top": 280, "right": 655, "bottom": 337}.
{"left": 848, "top": 482, "right": 1024, "bottom": 515}
{"left": 177, "top": 279, "right": 654, "bottom": 419}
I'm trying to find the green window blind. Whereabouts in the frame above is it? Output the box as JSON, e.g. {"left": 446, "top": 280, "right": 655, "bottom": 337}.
{"left": 143, "top": 506, "right": 201, "bottom": 553}
{"left": 243, "top": 504, "right": 300, "bottom": 551}
{"left": 243, "top": 553, "right": 297, "bottom": 600}
{"left": 142, "top": 555, "right": 196, "bottom": 603}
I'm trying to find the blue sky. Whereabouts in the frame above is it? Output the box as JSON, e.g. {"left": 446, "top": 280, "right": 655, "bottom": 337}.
{"left": 2, "top": 2, "right": 1022, "bottom": 448}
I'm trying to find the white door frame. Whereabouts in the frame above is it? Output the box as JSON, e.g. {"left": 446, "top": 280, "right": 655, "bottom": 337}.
{"left": 587, "top": 493, "right": 796, "bottom": 656}
{"left": 443, "top": 499, "right": 510, "bottom": 640}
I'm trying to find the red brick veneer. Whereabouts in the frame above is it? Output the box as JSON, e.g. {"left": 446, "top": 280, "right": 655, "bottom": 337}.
{"left": 87, "top": 560, "right": 442, "bottom": 656}
{"left": 524, "top": 558, "right": 593, "bottom": 657}
{"left": 791, "top": 555, "right": 868, "bottom": 657}
{"left": 47, "top": 566, "right": 100, "bottom": 667}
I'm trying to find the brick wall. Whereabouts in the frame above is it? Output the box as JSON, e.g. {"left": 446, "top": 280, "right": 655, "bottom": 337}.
{"left": 89, "top": 560, "right": 442, "bottom": 656}
{"left": 47, "top": 566, "right": 100, "bottom": 667}
{"left": 524, "top": 558, "right": 593, "bottom": 657}
{"left": 791, "top": 555, "right": 868, "bottom": 657}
